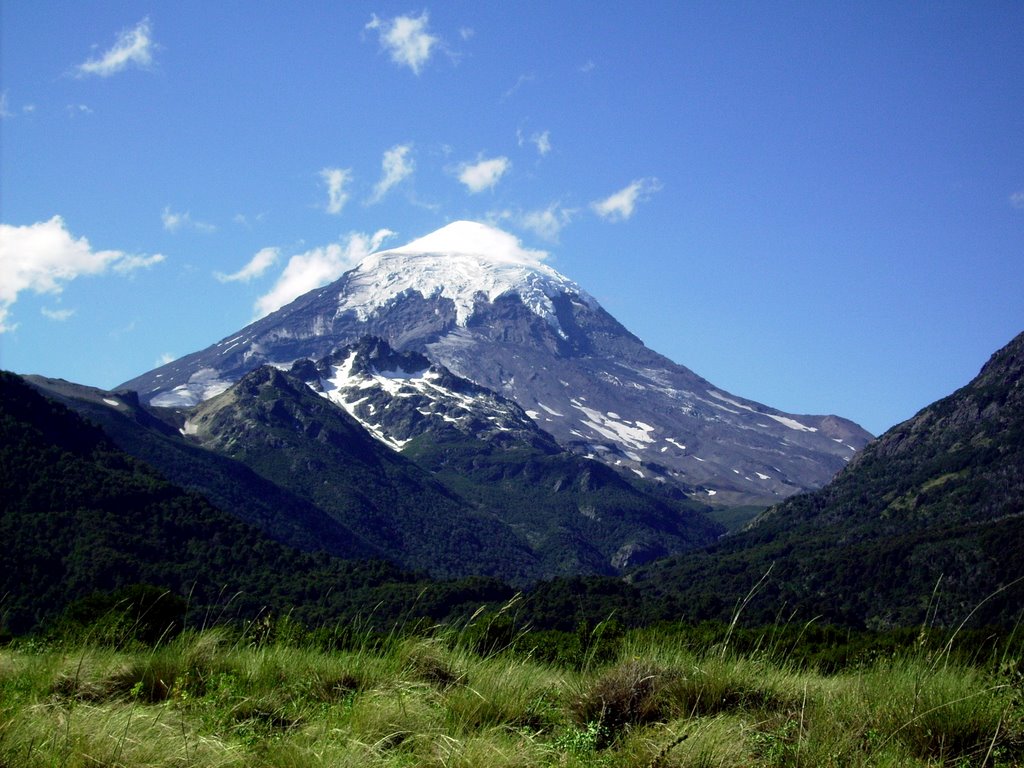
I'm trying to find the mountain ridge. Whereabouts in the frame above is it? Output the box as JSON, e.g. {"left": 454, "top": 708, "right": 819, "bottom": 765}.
{"left": 31, "top": 338, "right": 725, "bottom": 582}
{"left": 120, "top": 221, "right": 871, "bottom": 506}
{"left": 631, "top": 330, "right": 1024, "bottom": 628}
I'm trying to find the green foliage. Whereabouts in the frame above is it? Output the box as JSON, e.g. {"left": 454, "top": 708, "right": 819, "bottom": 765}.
{"left": 50, "top": 584, "right": 187, "bottom": 647}
{"left": 403, "top": 431, "right": 723, "bottom": 577}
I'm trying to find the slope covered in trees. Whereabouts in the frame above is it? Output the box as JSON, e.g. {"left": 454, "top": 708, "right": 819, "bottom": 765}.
{"left": 631, "top": 331, "right": 1024, "bottom": 628}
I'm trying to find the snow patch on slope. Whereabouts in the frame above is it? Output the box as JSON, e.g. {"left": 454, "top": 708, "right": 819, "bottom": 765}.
{"left": 317, "top": 351, "right": 412, "bottom": 450}
{"left": 708, "top": 390, "right": 818, "bottom": 433}
{"left": 569, "top": 398, "right": 656, "bottom": 451}
{"left": 151, "top": 368, "right": 232, "bottom": 407}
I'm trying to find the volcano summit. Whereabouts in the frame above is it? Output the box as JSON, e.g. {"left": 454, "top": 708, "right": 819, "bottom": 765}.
{"left": 122, "top": 221, "right": 871, "bottom": 506}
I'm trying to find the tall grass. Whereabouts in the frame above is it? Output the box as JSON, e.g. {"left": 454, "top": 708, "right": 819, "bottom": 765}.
{"left": 1, "top": 614, "right": 1020, "bottom": 767}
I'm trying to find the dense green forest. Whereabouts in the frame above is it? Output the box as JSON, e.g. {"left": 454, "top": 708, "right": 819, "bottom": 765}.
{"left": 0, "top": 372, "right": 516, "bottom": 635}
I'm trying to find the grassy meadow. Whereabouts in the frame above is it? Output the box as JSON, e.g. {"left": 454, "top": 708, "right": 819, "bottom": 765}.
{"left": 1, "top": 608, "right": 1022, "bottom": 768}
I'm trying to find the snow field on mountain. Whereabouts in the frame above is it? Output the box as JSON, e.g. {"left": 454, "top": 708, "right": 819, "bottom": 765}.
{"left": 338, "top": 221, "right": 596, "bottom": 334}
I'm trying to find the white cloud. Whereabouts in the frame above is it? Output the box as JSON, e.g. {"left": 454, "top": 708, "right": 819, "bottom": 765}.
{"left": 457, "top": 156, "right": 511, "bottom": 193}
{"left": 215, "top": 247, "right": 279, "bottom": 283}
{"left": 76, "top": 18, "right": 155, "bottom": 77}
{"left": 0, "top": 216, "right": 164, "bottom": 332}
{"left": 161, "top": 206, "right": 216, "bottom": 233}
{"left": 254, "top": 229, "right": 395, "bottom": 318}
{"left": 516, "top": 128, "right": 551, "bottom": 155}
{"left": 491, "top": 204, "right": 575, "bottom": 242}
{"left": 157, "top": 352, "right": 176, "bottom": 366}
{"left": 320, "top": 167, "right": 352, "bottom": 214}
{"left": 532, "top": 130, "right": 551, "bottom": 156}
{"left": 366, "top": 12, "right": 439, "bottom": 75}
{"left": 1010, "top": 191, "right": 1024, "bottom": 210}
{"left": 66, "top": 104, "right": 93, "bottom": 116}
{"left": 579, "top": 60, "right": 596, "bottom": 73}
{"left": 161, "top": 208, "right": 186, "bottom": 231}
{"left": 370, "top": 144, "right": 414, "bottom": 203}
{"left": 112, "top": 253, "right": 165, "bottom": 274}
{"left": 591, "top": 177, "right": 662, "bottom": 222}
{"left": 41, "top": 307, "right": 75, "bottom": 322}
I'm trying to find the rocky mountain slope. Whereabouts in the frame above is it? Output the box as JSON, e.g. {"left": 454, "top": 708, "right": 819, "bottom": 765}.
{"left": 121, "top": 221, "right": 871, "bottom": 506}
{"left": 29, "top": 343, "right": 724, "bottom": 582}
{"left": 292, "top": 336, "right": 555, "bottom": 452}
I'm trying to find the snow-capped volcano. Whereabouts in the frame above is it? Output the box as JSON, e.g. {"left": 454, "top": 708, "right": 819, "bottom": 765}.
{"left": 122, "top": 220, "right": 873, "bottom": 506}
{"left": 338, "top": 220, "right": 596, "bottom": 332}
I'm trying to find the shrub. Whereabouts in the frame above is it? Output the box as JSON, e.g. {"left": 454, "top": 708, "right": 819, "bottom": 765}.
{"left": 571, "top": 659, "right": 677, "bottom": 748}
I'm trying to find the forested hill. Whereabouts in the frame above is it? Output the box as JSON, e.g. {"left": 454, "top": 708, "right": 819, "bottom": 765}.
{"left": 630, "top": 331, "right": 1024, "bottom": 628}
{"left": 0, "top": 371, "right": 510, "bottom": 635}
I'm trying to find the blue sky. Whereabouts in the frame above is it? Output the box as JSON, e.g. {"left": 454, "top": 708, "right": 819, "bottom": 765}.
{"left": 1, "top": 2, "right": 1021, "bottom": 436}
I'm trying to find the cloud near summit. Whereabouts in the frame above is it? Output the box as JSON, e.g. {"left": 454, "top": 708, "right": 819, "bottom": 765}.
{"left": 457, "top": 156, "right": 511, "bottom": 193}
{"left": 370, "top": 145, "right": 414, "bottom": 203}
{"left": 215, "top": 247, "right": 280, "bottom": 284}
{"left": 591, "top": 178, "right": 662, "bottom": 222}
{"left": 253, "top": 230, "right": 394, "bottom": 319}
{"left": 320, "top": 168, "right": 353, "bottom": 215}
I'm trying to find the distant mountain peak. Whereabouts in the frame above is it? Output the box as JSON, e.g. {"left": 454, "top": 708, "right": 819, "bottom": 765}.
{"left": 121, "top": 221, "right": 874, "bottom": 506}
{"left": 339, "top": 220, "right": 596, "bottom": 330}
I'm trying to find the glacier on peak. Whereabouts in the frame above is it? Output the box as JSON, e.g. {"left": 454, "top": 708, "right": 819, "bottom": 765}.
{"left": 336, "top": 220, "right": 597, "bottom": 330}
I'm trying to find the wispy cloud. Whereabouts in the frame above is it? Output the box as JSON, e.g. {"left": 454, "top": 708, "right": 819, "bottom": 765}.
{"left": 591, "top": 178, "right": 662, "bottom": 222}
{"left": 214, "top": 247, "right": 279, "bottom": 283}
{"left": 254, "top": 230, "right": 394, "bottom": 318}
{"left": 0, "top": 216, "right": 164, "bottom": 332}
{"left": 162, "top": 206, "right": 216, "bottom": 233}
{"left": 41, "top": 307, "right": 76, "bottom": 322}
{"left": 232, "top": 212, "right": 267, "bottom": 228}
{"left": 502, "top": 73, "right": 535, "bottom": 101}
{"left": 366, "top": 12, "right": 439, "bottom": 75}
{"left": 0, "top": 92, "right": 33, "bottom": 119}
{"left": 457, "top": 156, "right": 511, "bottom": 193}
{"left": 521, "top": 204, "right": 574, "bottom": 241}
{"left": 76, "top": 18, "right": 155, "bottom": 78}
{"left": 320, "top": 167, "right": 353, "bottom": 214}
{"left": 1010, "top": 191, "right": 1024, "bottom": 210}
{"left": 157, "top": 352, "right": 176, "bottom": 366}
{"left": 112, "top": 253, "right": 165, "bottom": 274}
{"left": 492, "top": 204, "right": 575, "bottom": 243}
{"left": 369, "top": 144, "right": 414, "bottom": 203}
{"left": 517, "top": 128, "right": 551, "bottom": 156}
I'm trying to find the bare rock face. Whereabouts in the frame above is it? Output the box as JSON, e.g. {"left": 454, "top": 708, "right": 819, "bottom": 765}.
{"left": 121, "top": 221, "right": 872, "bottom": 506}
